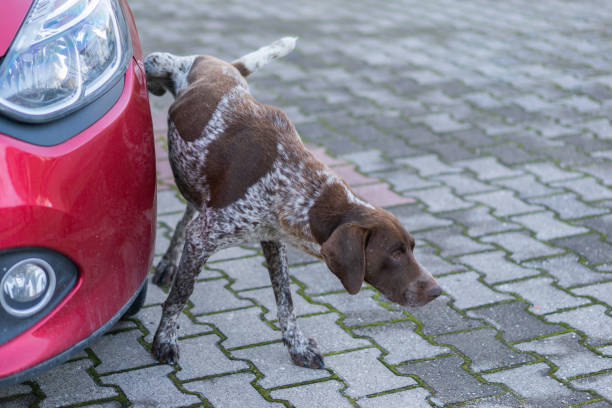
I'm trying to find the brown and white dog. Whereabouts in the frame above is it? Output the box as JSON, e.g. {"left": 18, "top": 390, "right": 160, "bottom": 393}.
{"left": 145, "top": 38, "right": 441, "bottom": 368}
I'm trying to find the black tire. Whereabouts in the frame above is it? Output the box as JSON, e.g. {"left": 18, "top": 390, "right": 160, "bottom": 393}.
{"left": 122, "top": 280, "right": 148, "bottom": 318}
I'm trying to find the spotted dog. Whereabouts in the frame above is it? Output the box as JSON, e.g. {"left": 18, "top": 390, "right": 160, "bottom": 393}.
{"left": 145, "top": 38, "right": 442, "bottom": 368}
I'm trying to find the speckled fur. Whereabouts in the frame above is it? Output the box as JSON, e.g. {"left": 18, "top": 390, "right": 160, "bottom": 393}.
{"left": 146, "top": 38, "right": 439, "bottom": 368}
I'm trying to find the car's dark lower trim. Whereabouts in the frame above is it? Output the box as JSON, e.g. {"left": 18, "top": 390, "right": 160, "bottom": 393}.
{"left": 0, "top": 277, "right": 148, "bottom": 387}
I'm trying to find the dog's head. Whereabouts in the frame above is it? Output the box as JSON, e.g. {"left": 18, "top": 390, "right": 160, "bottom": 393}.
{"left": 320, "top": 210, "right": 441, "bottom": 307}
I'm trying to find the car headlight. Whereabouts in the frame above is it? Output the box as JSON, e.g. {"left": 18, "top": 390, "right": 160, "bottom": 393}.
{"left": 0, "top": 0, "right": 132, "bottom": 123}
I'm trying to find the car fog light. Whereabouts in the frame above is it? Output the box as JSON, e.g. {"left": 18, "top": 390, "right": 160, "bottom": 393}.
{"left": 0, "top": 259, "right": 56, "bottom": 317}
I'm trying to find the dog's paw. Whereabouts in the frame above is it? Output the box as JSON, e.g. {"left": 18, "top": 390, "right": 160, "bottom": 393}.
{"left": 152, "top": 334, "right": 179, "bottom": 364}
{"left": 289, "top": 337, "right": 325, "bottom": 369}
{"left": 152, "top": 260, "right": 177, "bottom": 286}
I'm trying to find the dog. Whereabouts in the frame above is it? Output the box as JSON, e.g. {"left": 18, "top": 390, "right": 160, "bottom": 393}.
{"left": 145, "top": 38, "right": 441, "bottom": 369}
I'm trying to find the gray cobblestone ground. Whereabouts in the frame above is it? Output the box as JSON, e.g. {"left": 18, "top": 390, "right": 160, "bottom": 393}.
{"left": 2, "top": 0, "right": 612, "bottom": 406}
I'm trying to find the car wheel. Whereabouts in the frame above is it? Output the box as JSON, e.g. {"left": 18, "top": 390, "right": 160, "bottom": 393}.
{"left": 122, "top": 280, "right": 148, "bottom": 318}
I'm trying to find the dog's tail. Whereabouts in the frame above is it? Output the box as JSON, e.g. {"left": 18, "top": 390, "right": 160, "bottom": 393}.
{"left": 232, "top": 37, "right": 297, "bottom": 77}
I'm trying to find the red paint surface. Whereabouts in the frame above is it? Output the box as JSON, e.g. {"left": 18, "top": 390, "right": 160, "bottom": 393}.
{"left": 0, "top": 1, "right": 156, "bottom": 379}
{"left": 0, "top": 0, "right": 32, "bottom": 57}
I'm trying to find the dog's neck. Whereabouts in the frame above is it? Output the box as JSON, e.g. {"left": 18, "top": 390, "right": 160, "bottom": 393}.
{"left": 308, "top": 182, "right": 375, "bottom": 245}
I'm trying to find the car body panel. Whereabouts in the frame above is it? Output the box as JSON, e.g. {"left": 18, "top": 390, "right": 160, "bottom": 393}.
{"left": 0, "top": 0, "right": 32, "bottom": 57}
{"left": 0, "top": 0, "right": 156, "bottom": 380}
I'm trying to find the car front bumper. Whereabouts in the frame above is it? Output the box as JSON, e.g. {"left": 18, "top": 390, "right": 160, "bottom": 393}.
{"left": 0, "top": 59, "right": 156, "bottom": 382}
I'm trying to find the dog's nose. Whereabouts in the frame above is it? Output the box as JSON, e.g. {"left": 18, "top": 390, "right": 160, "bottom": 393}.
{"left": 427, "top": 285, "right": 442, "bottom": 299}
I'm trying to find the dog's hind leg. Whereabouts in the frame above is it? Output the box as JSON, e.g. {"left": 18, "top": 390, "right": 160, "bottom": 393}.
{"left": 152, "top": 212, "right": 211, "bottom": 364}
{"left": 153, "top": 204, "right": 197, "bottom": 286}
{"left": 261, "top": 241, "right": 324, "bottom": 369}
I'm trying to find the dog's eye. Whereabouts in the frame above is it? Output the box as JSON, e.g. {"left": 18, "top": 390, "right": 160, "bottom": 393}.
{"left": 391, "top": 248, "right": 404, "bottom": 260}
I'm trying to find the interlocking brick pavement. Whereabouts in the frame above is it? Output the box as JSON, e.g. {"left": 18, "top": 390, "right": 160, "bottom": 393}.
{"left": 2, "top": 0, "right": 612, "bottom": 407}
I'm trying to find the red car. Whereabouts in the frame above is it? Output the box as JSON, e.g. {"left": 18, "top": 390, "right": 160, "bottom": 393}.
{"left": 0, "top": 0, "right": 156, "bottom": 385}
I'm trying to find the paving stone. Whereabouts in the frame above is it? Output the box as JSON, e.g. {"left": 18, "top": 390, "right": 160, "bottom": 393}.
{"left": 419, "top": 226, "right": 494, "bottom": 257}
{"left": 461, "top": 393, "right": 524, "bottom": 408}
{"left": 497, "top": 277, "right": 589, "bottom": 315}
{"left": 290, "top": 262, "right": 345, "bottom": 295}
{"left": 285, "top": 245, "right": 319, "bottom": 266}
{"left": 189, "top": 279, "right": 253, "bottom": 315}
{"left": 456, "top": 157, "right": 523, "bottom": 180}
{"left": 481, "top": 143, "right": 539, "bottom": 165}
{"left": 102, "top": 365, "right": 200, "bottom": 407}
{"left": 353, "top": 183, "right": 415, "bottom": 207}
{"left": 576, "top": 213, "right": 612, "bottom": 237}
{"left": 413, "top": 245, "right": 467, "bottom": 276}
{"left": 197, "top": 308, "right": 280, "bottom": 349}
{"left": 175, "top": 334, "right": 249, "bottom": 381}
{"left": 358, "top": 387, "right": 432, "bottom": 408}
{"left": 523, "top": 162, "right": 583, "bottom": 183}
{"left": 546, "top": 305, "right": 612, "bottom": 346}
{"left": 451, "top": 129, "right": 497, "bottom": 148}
{"left": 511, "top": 211, "right": 589, "bottom": 240}
{"left": 482, "top": 363, "right": 593, "bottom": 407}
{"left": 398, "top": 355, "right": 503, "bottom": 406}
{"left": 154, "top": 225, "right": 171, "bottom": 256}
{"left": 425, "top": 140, "right": 479, "bottom": 162}
{"left": 437, "top": 272, "right": 513, "bottom": 309}
{"left": 208, "top": 246, "right": 259, "bottom": 263}
{"left": 436, "top": 328, "right": 534, "bottom": 372}
{"left": 581, "top": 118, "right": 612, "bottom": 140}
{"left": 331, "top": 164, "right": 378, "bottom": 186}
{"left": 464, "top": 92, "right": 503, "bottom": 109}
{"left": 232, "top": 343, "right": 329, "bottom": 389}
{"left": 529, "top": 193, "right": 609, "bottom": 220}
{"left": 340, "top": 150, "right": 395, "bottom": 173}
{"left": 296, "top": 312, "right": 371, "bottom": 354}
{"left": 572, "top": 372, "right": 612, "bottom": 402}
{"left": 553, "top": 233, "right": 612, "bottom": 266}
{"left": 395, "top": 154, "right": 461, "bottom": 177}
{"left": 353, "top": 320, "right": 450, "bottom": 364}
{"left": 481, "top": 231, "right": 564, "bottom": 262}
{"left": 407, "top": 295, "right": 484, "bottom": 336}
{"left": 457, "top": 251, "right": 540, "bottom": 284}
{"left": 442, "top": 206, "right": 522, "bottom": 237}
{"left": 315, "top": 289, "right": 404, "bottom": 327}
{"left": 378, "top": 170, "right": 441, "bottom": 191}
{"left": 137, "top": 305, "right": 211, "bottom": 344}
{"left": 576, "top": 163, "right": 612, "bottom": 187}
{"left": 467, "top": 190, "right": 543, "bottom": 217}
{"left": 513, "top": 94, "right": 555, "bottom": 112}
{"left": 492, "top": 174, "right": 563, "bottom": 198}
{"left": 405, "top": 187, "right": 474, "bottom": 213}
{"left": 212, "top": 256, "right": 271, "bottom": 291}
{"left": 270, "top": 380, "right": 353, "bottom": 408}
{"left": 572, "top": 281, "right": 612, "bottom": 307}
{"left": 396, "top": 212, "right": 454, "bottom": 233}
{"left": 1, "top": 395, "right": 38, "bottom": 408}
{"left": 35, "top": 359, "right": 116, "bottom": 408}
{"left": 0, "top": 384, "right": 30, "bottom": 398}
{"left": 241, "top": 284, "right": 327, "bottom": 321}
{"left": 184, "top": 372, "right": 282, "bottom": 407}
{"left": 76, "top": 402, "right": 121, "bottom": 408}
{"left": 516, "top": 333, "right": 611, "bottom": 380}
{"left": 91, "top": 330, "right": 156, "bottom": 374}
{"left": 156, "top": 190, "right": 186, "bottom": 214}
{"left": 326, "top": 348, "right": 416, "bottom": 398}
{"left": 468, "top": 301, "right": 566, "bottom": 343}
{"left": 526, "top": 254, "right": 612, "bottom": 288}
{"left": 434, "top": 173, "right": 497, "bottom": 195}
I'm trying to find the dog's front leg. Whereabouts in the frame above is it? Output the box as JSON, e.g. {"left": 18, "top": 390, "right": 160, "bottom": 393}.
{"left": 153, "top": 212, "right": 210, "bottom": 364}
{"left": 261, "top": 241, "right": 324, "bottom": 369}
{"left": 153, "top": 204, "right": 197, "bottom": 286}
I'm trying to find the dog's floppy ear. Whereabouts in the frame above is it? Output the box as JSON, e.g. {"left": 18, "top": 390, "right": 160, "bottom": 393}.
{"left": 321, "top": 222, "right": 369, "bottom": 294}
